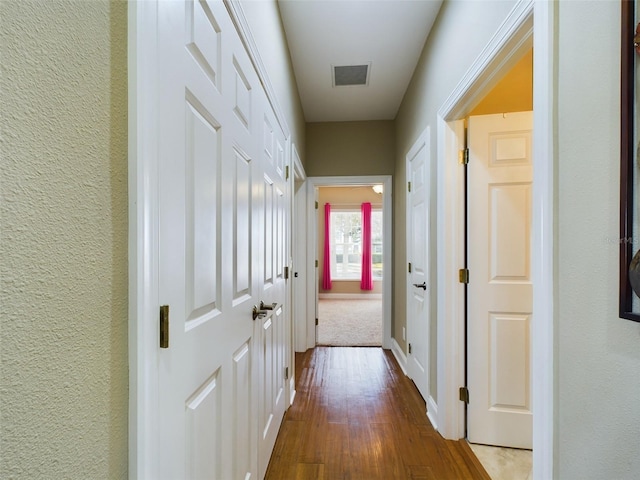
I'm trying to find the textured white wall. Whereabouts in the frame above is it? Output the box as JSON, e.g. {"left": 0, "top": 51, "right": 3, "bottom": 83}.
{"left": 557, "top": 1, "right": 640, "bottom": 477}
{"left": 0, "top": 1, "right": 128, "bottom": 477}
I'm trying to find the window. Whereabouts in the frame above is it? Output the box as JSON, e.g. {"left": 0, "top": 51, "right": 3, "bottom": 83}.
{"left": 330, "top": 210, "right": 383, "bottom": 280}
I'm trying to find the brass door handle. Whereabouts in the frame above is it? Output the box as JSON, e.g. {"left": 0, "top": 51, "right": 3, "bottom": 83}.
{"left": 252, "top": 305, "right": 268, "bottom": 321}
{"left": 413, "top": 282, "right": 427, "bottom": 290}
{"left": 260, "top": 301, "right": 277, "bottom": 310}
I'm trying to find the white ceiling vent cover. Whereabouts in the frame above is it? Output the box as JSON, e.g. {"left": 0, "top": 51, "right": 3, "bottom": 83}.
{"left": 332, "top": 64, "right": 370, "bottom": 87}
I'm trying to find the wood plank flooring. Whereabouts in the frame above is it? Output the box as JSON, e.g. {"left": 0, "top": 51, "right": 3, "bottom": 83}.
{"left": 265, "top": 347, "right": 490, "bottom": 480}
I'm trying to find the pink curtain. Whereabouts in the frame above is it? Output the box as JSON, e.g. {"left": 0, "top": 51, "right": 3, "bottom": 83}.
{"left": 361, "top": 202, "right": 374, "bottom": 290}
{"left": 322, "top": 203, "right": 332, "bottom": 290}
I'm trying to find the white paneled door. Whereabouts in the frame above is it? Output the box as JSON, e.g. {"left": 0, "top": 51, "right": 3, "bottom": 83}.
{"left": 156, "top": 1, "right": 288, "bottom": 478}
{"left": 406, "top": 129, "right": 430, "bottom": 404}
{"left": 257, "top": 87, "right": 289, "bottom": 479}
{"left": 467, "top": 112, "right": 533, "bottom": 449}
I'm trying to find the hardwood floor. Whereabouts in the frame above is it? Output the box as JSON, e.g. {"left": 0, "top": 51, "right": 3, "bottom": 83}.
{"left": 265, "top": 347, "right": 490, "bottom": 480}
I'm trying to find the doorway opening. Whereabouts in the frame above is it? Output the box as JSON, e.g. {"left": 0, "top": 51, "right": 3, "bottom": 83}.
{"left": 316, "top": 185, "right": 384, "bottom": 347}
{"left": 464, "top": 48, "right": 534, "bottom": 479}
{"left": 301, "top": 176, "right": 393, "bottom": 352}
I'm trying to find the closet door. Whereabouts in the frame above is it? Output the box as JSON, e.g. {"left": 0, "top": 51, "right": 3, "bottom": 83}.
{"left": 155, "top": 0, "right": 276, "bottom": 477}
{"left": 256, "top": 87, "right": 289, "bottom": 479}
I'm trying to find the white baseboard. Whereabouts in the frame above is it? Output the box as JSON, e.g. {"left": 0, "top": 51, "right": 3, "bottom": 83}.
{"left": 427, "top": 395, "right": 438, "bottom": 431}
{"left": 391, "top": 339, "right": 436, "bottom": 430}
{"left": 318, "top": 293, "right": 382, "bottom": 300}
{"left": 289, "top": 377, "right": 296, "bottom": 406}
{"left": 391, "top": 338, "right": 408, "bottom": 375}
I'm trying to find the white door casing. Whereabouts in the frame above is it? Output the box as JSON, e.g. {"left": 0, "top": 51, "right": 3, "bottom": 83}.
{"left": 467, "top": 112, "right": 533, "bottom": 449}
{"left": 152, "top": 1, "right": 288, "bottom": 478}
{"left": 406, "top": 128, "right": 431, "bottom": 404}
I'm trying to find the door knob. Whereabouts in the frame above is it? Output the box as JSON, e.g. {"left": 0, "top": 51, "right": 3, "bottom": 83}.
{"left": 252, "top": 305, "right": 268, "bottom": 321}
{"left": 413, "top": 282, "right": 427, "bottom": 290}
{"left": 260, "top": 301, "right": 277, "bottom": 310}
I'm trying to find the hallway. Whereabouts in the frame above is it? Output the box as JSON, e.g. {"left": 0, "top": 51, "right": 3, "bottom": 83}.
{"left": 265, "top": 347, "right": 490, "bottom": 479}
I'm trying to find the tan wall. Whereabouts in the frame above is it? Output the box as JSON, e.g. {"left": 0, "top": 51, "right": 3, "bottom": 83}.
{"left": 394, "top": 0, "right": 518, "bottom": 400}
{"left": 317, "top": 187, "right": 383, "bottom": 295}
{"left": 0, "top": 1, "right": 128, "bottom": 477}
{"left": 556, "top": 1, "right": 640, "bottom": 476}
{"left": 397, "top": 0, "right": 640, "bottom": 476}
{"left": 305, "top": 120, "right": 395, "bottom": 177}
{"left": 469, "top": 48, "right": 533, "bottom": 116}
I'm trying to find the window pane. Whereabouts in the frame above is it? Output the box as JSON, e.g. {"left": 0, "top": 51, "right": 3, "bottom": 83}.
{"left": 372, "top": 211, "right": 383, "bottom": 278}
{"left": 329, "top": 209, "right": 383, "bottom": 281}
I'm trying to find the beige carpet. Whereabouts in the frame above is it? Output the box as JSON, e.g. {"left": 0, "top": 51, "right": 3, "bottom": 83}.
{"left": 317, "top": 298, "right": 382, "bottom": 346}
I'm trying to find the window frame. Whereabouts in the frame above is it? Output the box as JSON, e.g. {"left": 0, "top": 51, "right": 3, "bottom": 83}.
{"left": 328, "top": 208, "right": 383, "bottom": 281}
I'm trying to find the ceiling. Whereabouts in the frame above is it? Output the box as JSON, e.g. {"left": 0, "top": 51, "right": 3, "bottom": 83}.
{"left": 278, "top": 0, "right": 443, "bottom": 123}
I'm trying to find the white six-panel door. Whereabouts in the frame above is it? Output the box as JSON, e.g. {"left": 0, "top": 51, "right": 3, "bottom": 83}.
{"left": 156, "top": 1, "right": 289, "bottom": 478}
{"left": 406, "top": 129, "right": 430, "bottom": 404}
{"left": 467, "top": 112, "right": 533, "bottom": 449}
{"left": 257, "top": 87, "right": 288, "bottom": 479}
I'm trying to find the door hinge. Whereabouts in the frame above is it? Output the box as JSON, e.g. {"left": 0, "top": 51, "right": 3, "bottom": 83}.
{"left": 285, "top": 165, "right": 290, "bottom": 180}
{"left": 315, "top": 201, "right": 319, "bottom": 209}
{"left": 285, "top": 367, "right": 289, "bottom": 380}
{"left": 408, "top": 262, "right": 412, "bottom": 273}
{"left": 315, "top": 259, "right": 318, "bottom": 268}
{"left": 459, "top": 268, "right": 469, "bottom": 284}
{"left": 407, "top": 181, "right": 411, "bottom": 192}
{"left": 160, "top": 305, "right": 169, "bottom": 349}
{"left": 459, "top": 386, "right": 470, "bottom": 404}
{"left": 284, "top": 266, "right": 289, "bottom": 280}
{"left": 315, "top": 318, "right": 319, "bottom": 326}
{"left": 459, "top": 148, "right": 469, "bottom": 165}
{"left": 408, "top": 343, "right": 412, "bottom": 354}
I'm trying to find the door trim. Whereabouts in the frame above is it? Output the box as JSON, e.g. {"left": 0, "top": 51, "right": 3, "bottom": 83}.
{"left": 435, "top": 1, "right": 555, "bottom": 479}
{"left": 305, "top": 176, "right": 393, "bottom": 350}
{"left": 128, "top": 2, "right": 161, "bottom": 477}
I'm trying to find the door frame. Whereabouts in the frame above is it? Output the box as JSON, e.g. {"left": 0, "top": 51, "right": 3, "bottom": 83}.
{"left": 127, "top": 1, "right": 295, "bottom": 477}
{"left": 435, "top": 1, "right": 555, "bottom": 479}
{"left": 128, "top": 2, "right": 161, "bottom": 477}
{"left": 304, "top": 176, "right": 393, "bottom": 350}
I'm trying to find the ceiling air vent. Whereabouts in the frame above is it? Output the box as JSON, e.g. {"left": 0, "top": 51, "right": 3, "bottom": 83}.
{"left": 332, "top": 64, "right": 370, "bottom": 87}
